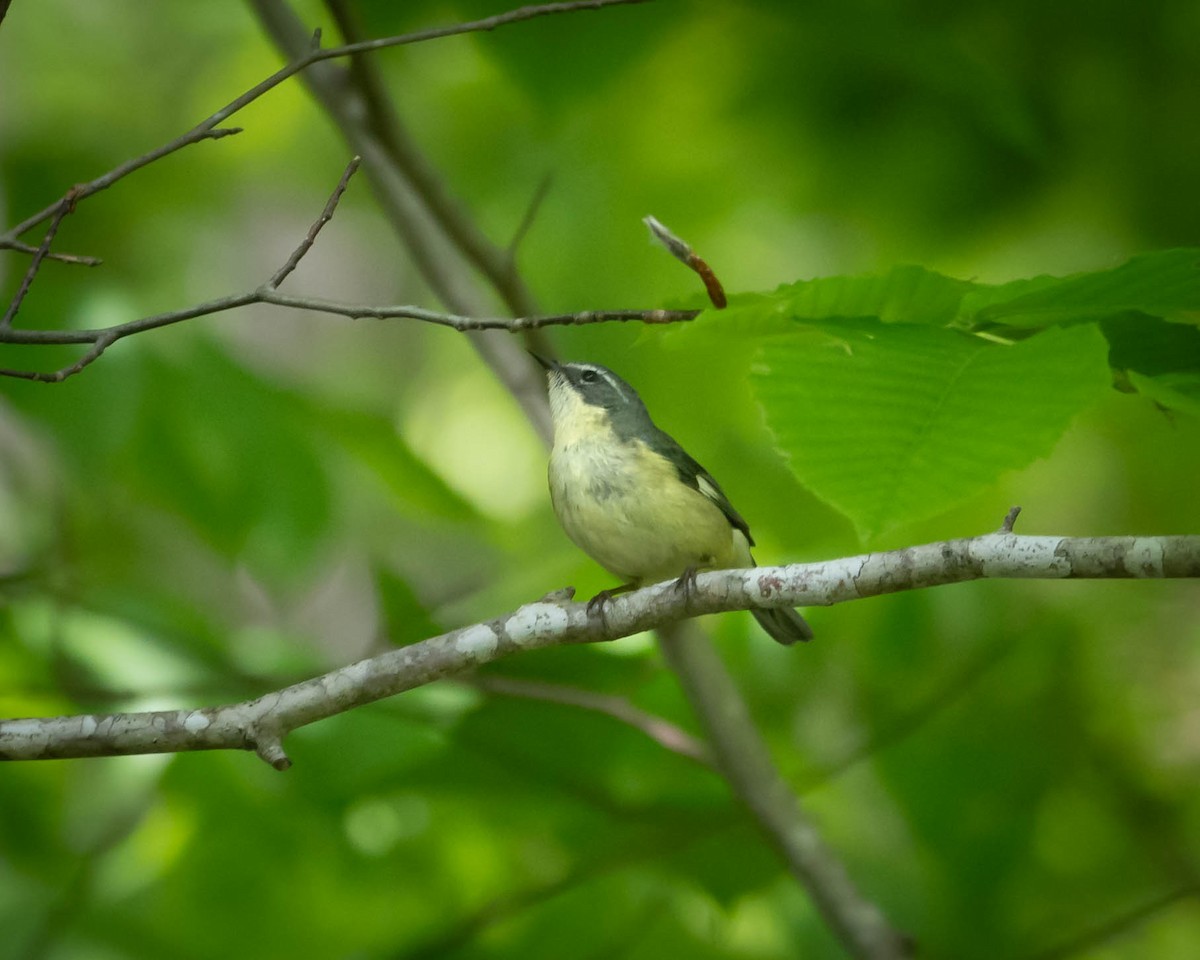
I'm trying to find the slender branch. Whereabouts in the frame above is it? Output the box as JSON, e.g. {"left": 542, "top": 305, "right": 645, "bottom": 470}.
{"left": 267, "top": 156, "right": 362, "bottom": 288}
{"left": 2, "top": 128, "right": 243, "bottom": 246}
{"left": 3, "top": 532, "right": 1197, "bottom": 767}
{"left": 0, "top": 240, "right": 102, "bottom": 266}
{"left": 468, "top": 674, "right": 714, "bottom": 767}
{"left": 1025, "top": 883, "right": 1200, "bottom": 960}
{"left": 0, "top": 333, "right": 115, "bottom": 383}
{"left": 0, "top": 1, "right": 648, "bottom": 409}
{"left": 1, "top": 193, "right": 78, "bottom": 328}
{"left": 658, "top": 620, "right": 912, "bottom": 959}
{"left": 507, "top": 173, "right": 555, "bottom": 259}
{"left": 0, "top": 0, "right": 645, "bottom": 245}
{"left": 0, "top": 158, "right": 695, "bottom": 382}
{"left": 251, "top": 297, "right": 695, "bottom": 331}
{"left": 247, "top": 0, "right": 561, "bottom": 443}
{"left": 0, "top": 294, "right": 695, "bottom": 381}
{"left": 322, "top": 0, "right": 543, "bottom": 319}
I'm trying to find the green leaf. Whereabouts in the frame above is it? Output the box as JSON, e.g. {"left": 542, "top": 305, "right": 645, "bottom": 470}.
{"left": 125, "top": 343, "right": 332, "bottom": 570}
{"left": 1126, "top": 370, "right": 1200, "bottom": 418}
{"left": 314, "top": 406, "right": 480, "bottom": 522}
{"left": 960, "top": 248, "right": 1200, "bottom": 327}
{"left": 373, "top": 563, "right": 445, "bottom": 646}
{"left": 684, "top": 265, "right": 981, "bottom": 341}
{"left": 1101, "top": 312, "right": 1200, "bottom": 377}
{"left": 772, "top": 264, "right": 981, "bottom": 325}
{"left": 753, "top": 321, "right": 1112, "bottom": 540}
{"left": 665, "top": 821, "right": 781, "bottom": 906}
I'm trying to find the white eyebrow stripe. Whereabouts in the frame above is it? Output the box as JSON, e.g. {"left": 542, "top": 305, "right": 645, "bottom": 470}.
{"left": 579, "top": 364, "right": 634, "bottom": 404}
{"left": 597, "top": 369, "right": 625, "bottom": 397}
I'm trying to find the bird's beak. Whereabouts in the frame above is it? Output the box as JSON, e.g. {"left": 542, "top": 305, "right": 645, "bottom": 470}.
{"left": 529, "top": 352, "right": 560, "bottom": 372}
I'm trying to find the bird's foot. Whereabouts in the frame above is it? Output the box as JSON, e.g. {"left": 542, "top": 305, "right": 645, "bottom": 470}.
{"left": 673, "top": 566, "right": 700, "bottom": 610}
{"left": 586, "top": 582, "right": 636, "bottom": 620}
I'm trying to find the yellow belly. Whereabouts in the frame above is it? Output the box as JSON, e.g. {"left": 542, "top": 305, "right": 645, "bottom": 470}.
{"left": 549, "top": 433, "right": 746, "bottom": 585}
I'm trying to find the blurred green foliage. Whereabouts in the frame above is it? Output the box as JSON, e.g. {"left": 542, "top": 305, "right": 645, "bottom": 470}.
{"left": 2, "top": 1, "right": 1200, "bottom": 959}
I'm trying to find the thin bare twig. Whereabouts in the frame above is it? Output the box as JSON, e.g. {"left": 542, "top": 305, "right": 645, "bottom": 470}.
{"left": 267, "top": 156, "right": 362, "bottom": 288}
{"left": 322, "top": 0, "right": 544, "bottom": 322}
{"left": 2, "top": 193, "right": 79, "bottom": 329}
{"left": 468, "top": 674, "right": 714, "bottom": 767}
{"left": 0, "top": 158, "right": 696, "bottom": 382}
{"left": 1, "top": 0, "right": 645, "bottom": 246}
{"left": 0, "top": 239, "right": 101, "bottom": 267}
{"left": 247, "top": 0, "right": 563, "bottom": 442}
{"left": 1025, "top": 883, "right": 1200, "bottom": 960}
{"left": 1, "top": 128, "right": 243, "bottom": 247}
{"left": 249, "top": 297, "right": 695, "bottom": 332}
{"left": 0, "top": 334, "right": 114, "bottom": 384}
{"left": 506, "top": 172, "right": 555, "bottom": 259}
{"left": 1, "top": 1, "right": 646, "bottom": 404}
{"left": 0, "top": 295, "right": 696, "bottom": 382}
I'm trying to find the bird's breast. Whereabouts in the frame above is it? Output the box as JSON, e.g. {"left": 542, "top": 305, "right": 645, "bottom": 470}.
{"left": 548, "top": 433, "right": 739, "bottom": 584}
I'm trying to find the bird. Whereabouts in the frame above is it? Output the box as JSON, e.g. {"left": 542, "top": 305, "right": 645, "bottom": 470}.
{"left": 534, "top": 355, "right": 812, "bottom": 645}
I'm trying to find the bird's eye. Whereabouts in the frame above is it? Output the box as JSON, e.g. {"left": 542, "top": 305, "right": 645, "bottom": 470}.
{"left": 580, "top": 369, "right": 599, "bottom": 383}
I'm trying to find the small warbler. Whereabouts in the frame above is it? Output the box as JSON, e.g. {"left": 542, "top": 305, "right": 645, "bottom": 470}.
{"left": 536, "top": 356, "right": 812, "bottom": 645}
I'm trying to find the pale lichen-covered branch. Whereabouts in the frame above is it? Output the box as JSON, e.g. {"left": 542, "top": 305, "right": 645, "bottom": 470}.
{"left": 2, "top": 532, "right": 1196, "bottom": 769}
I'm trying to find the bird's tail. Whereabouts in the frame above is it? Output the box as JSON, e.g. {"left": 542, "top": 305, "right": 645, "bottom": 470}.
{"left": 752, "top": 606, "right": 814, "bottom": 646}
{"left": 734, "top": 537, "right": 814, "bottom": 645}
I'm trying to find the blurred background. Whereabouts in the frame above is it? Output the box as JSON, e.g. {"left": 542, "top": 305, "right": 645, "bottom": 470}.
{"left": 2, "top": 1, "right": 1199, "bottom": 957}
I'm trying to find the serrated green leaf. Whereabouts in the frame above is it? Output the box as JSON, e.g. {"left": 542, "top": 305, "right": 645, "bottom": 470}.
{"left": 773, "top": 264, "right": 980, "bottom": 325}
{"left": 681, "top": 266, "right": 981, "bottom": 342}
{"left": 960, "top": 248, "right": 1200, "bottom": 327}
{"left": 753, "top": 321, "right": 1112, "bottom": 540}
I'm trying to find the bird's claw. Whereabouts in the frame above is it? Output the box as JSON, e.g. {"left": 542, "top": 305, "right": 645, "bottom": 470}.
{"left": 586, "top": 589, "right": 616, "bottom": 620}
{"left": 673, "top": 567, "right": 700, "bottom": 609}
